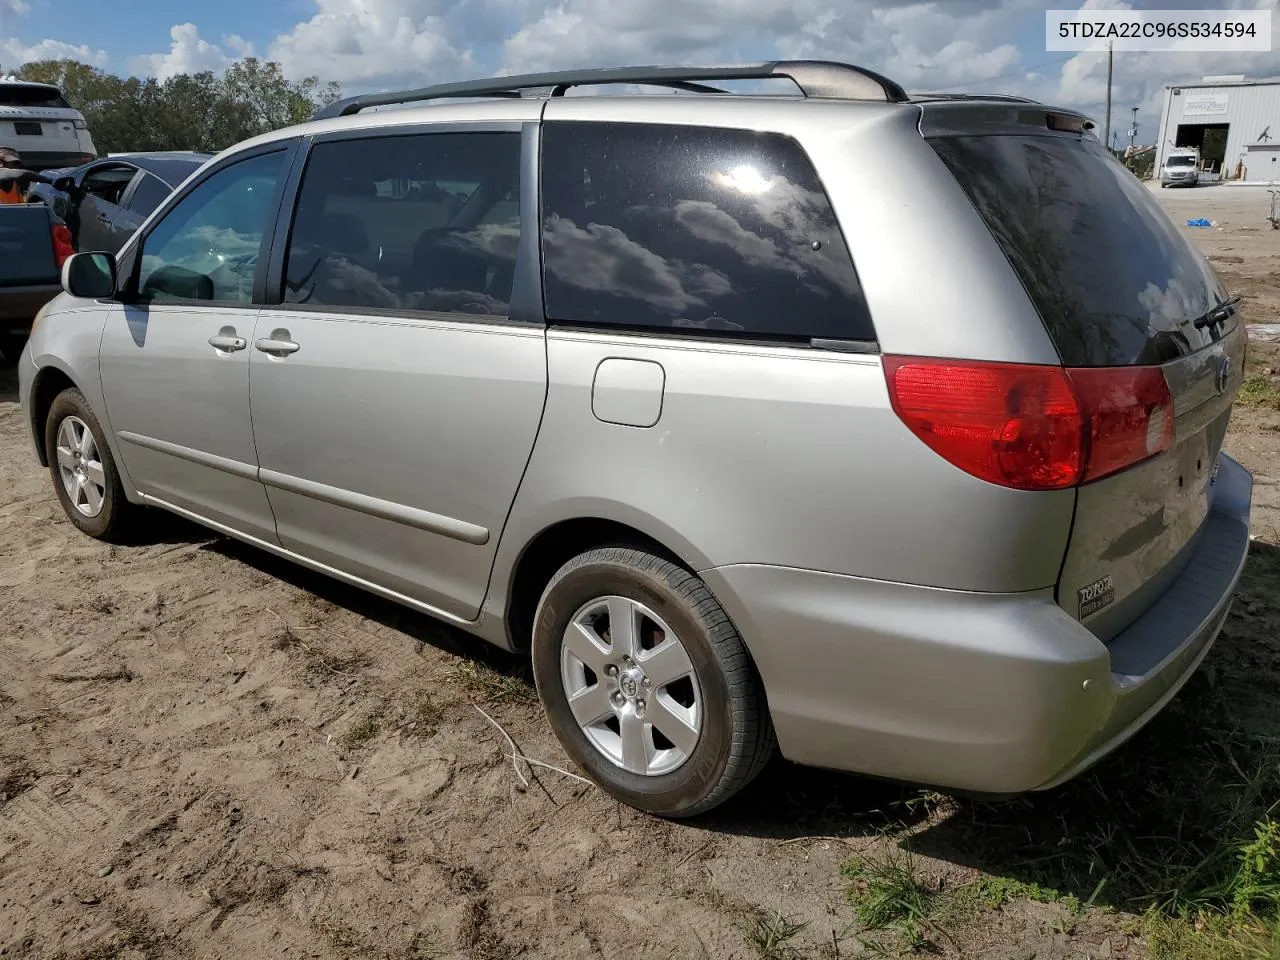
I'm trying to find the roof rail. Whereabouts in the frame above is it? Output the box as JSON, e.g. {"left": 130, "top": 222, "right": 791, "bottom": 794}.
{"left": 312, "top": 60, "right": 910, "bottom": 120}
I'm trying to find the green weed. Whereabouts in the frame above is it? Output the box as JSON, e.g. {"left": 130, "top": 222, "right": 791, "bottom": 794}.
{"left": 1238, "top": 373, "right": 1280, "bottom": 409}
{"left": 844, "top": 846, "right": 938, "bottom": 950}
{"left": 741, "top": 908, "right": 807, "bottom": 960}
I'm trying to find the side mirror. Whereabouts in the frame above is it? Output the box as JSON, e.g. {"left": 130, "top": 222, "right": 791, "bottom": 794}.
{"left": 51, "top": 176, "right": 74, "bottom": 193}
{"left": 62, "top": 252, "right": 117, "bottom": 300}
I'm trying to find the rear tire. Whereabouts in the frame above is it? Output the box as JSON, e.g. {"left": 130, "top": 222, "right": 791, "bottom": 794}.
{"left": 531, "top": 546, "right": 775, "bottom": 817}
{"left": 44, "top": 387, "right": 137, "bottom": 542}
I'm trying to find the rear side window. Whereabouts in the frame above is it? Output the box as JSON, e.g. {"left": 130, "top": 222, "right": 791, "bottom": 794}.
{"left": 127, "top": 174, "right": 172, "bottom": 217}
{"left": 930, "top": 134, "right": 1227, "bottom": 366}
{"left": 541, "top": 121, "right": 873, "bottom": 342}
{"left": 282, "top": 132, "right": 521, "bottom": 317}
{"left": 0, "top": 85, "right": 71, "bottom": 108}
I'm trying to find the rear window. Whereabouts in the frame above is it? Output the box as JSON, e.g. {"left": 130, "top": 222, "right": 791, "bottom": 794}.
{"left": 541, "top": 121, "right": 874, "bottom": 343}
{"left": 931, "top": 134, "right": 1227, "bottom": 366}
{"left": 0, "top": 85, "right": 71, "bottom": 109}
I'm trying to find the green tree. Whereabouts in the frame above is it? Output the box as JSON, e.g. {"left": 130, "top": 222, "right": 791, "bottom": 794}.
{"left": 220, "top": 57, "right": 342, "bottom": 136}
{"left": 7, "top": 57, "right": 342, "bottom": 156}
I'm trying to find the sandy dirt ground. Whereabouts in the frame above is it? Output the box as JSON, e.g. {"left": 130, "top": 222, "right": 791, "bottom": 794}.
{"left": 1, "top": 183, "right": 1279, "bottom": 960}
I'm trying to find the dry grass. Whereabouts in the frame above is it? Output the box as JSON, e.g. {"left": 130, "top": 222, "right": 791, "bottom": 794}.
{"left": 445, "top": 660, "right": 537, "bottom": 706}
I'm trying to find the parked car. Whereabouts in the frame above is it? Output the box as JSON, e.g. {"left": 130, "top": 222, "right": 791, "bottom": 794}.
{"left": 29, "top": 152, "right": 213, "bottom": 254}
{"left": 0, "top": 152, "right": 210, "bottom": 361}
{"left": 18, "top": 61, "right": 1252, "bottom": 817}
{"left": 0, "top": 76, "right": 97, "bottom": 171}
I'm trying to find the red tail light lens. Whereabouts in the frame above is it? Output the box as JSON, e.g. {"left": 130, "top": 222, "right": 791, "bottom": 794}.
{"left": 50, "top": 223, "right": 74, "bottom": 269}
{"left": 884, "top": 357, "right": 1083, "bottom": 489}
{"left": 884, "top": 357, "right": 1175, "bottom": 491}
{"left": 50, "top": 223, "right": 75, "bottom": 268}
{"left": 1069, "top": 367, "right": 1174, "bottom": 482}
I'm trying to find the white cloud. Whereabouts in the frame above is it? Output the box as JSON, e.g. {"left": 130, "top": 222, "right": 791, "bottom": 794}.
{"left": 0, "top": 36, "right": 109, "bottom": 71}
{"left": 225, "top": 34, "right": 256, "bottom": 59}
{"left": 11, "top": 0, "right": 1280, "bottom": 153}
{"left": 267, "top": 0, "right": 474, "bottom": 89}
{"left": 131, "top": 23, "right": 237, "bottom": 80}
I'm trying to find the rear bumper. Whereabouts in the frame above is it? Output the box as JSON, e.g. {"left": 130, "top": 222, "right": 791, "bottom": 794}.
{"left": 702, "top": 454, "right": 1252, "bottom": 794}
{"left": 0, "top": 285, "right": 61, "bottom": 328}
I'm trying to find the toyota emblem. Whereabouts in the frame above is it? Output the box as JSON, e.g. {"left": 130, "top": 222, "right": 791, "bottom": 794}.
{"left": 1216, "top": 354, "right": 1232, "bottom": 394}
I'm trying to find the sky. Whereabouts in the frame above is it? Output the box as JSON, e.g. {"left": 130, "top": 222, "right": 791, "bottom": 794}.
{"left": 1, "top": 0, "right": 1278, "bottom": 147}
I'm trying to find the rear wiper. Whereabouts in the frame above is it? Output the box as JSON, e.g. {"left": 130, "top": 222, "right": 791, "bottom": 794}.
{"left": 1194, "top": 294, "right": 1242, "bottom": 331}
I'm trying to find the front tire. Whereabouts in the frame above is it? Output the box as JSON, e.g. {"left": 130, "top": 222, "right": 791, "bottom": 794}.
{"left": 44, "top": 387, "right": 137, "bottom": 541}
{"left": 531, "top": 546, "right": 775, "bottom": 817}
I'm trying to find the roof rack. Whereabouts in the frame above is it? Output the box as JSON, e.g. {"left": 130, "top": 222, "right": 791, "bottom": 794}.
{"left": 313, "top": 60, "right": 910, "bottom": 120}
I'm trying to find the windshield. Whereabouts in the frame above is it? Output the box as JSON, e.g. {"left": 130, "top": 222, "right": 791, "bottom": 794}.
{"left": 0, "top": 85, "right": 71, "bottom": 109}
{"left": 1166, "top": 156, "right": 1197, "bottom": 168}
{"left": 930, "top": 133, "right": 1229, "bottom": 366}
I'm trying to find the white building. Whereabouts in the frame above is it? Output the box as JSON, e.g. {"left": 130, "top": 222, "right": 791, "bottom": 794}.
{"left": 1154, "top": 75, "right": 1280, "bottom": 182}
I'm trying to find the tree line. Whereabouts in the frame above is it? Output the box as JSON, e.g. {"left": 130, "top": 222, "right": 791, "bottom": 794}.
{"left": 8, "top": 58, "right": 343, "bottom": 155}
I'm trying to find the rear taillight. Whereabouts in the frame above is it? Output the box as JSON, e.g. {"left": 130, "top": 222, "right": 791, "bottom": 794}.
{"left": 1068, "top": 367, "right": 1174, "bottom": 482}
{"left": 884, "top": 356, "right": 1175, "bottom": 491}
{"left": 50, "top": 223, "right": 74, "bottom": 269}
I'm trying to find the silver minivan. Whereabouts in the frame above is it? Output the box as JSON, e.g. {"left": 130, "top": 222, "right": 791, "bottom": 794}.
{"left": 18, "top": 62, "right": 1252, "bottom": 817}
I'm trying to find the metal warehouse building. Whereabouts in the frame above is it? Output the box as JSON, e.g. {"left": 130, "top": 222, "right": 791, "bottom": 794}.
{"left": 1154, "top": 75, "right": 1280, "bottom": 182}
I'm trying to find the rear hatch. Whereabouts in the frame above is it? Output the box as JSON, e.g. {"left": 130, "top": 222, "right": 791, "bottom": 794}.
{"left": 0, "top": 83, "right": 85, "bottom": 164}
{"left": 928, "top": 124, "right": 1244, "bottom": 641}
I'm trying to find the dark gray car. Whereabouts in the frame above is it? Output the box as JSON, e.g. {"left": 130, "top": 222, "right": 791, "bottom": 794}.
{"left": 51, "top": 152, "right": 212, "bottom": 254}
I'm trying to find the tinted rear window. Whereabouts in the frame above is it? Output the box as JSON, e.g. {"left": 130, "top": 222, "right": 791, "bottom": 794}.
{"left": 0, "top": 85, "right": 70, "bottom": 108}
{"left": 541, "top": 121, "right": 874, "bottom": 342}
{"left": 931, "top": 134, "right": 1227, "bottom": 366}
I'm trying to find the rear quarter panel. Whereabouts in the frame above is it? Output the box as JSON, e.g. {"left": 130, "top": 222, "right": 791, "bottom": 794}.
{"left": 492, "top": 329, "right": 1075, "bottom": 600}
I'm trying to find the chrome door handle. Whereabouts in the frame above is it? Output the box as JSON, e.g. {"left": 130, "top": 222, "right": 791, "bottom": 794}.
{"left": 255, "top": 337, "right": 300, "bottom": 356}
{"left": 208, "top": 334, "right": 247, "bottom": 352}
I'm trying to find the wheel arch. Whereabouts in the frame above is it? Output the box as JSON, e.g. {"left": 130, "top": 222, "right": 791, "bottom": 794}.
{"left": 28, "top": 363, "right": 80, "bottom": 467}
{"left": 501, "top": 515, "right": 695, "bottom": 654}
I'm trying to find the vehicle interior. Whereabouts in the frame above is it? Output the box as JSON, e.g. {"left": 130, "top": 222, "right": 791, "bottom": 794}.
{"left": 283, "top": 140, "right": 520, "bottom": 316}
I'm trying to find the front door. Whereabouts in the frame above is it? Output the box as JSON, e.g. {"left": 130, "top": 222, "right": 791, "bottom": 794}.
{"left": 74, "top": 164, "right": 137, "bottom": 253}
{"left": 249, "top": 124, "right": 546, "bottom": 620}
{"left": 99, "top": 146, "right": 293, "bottom": 542}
